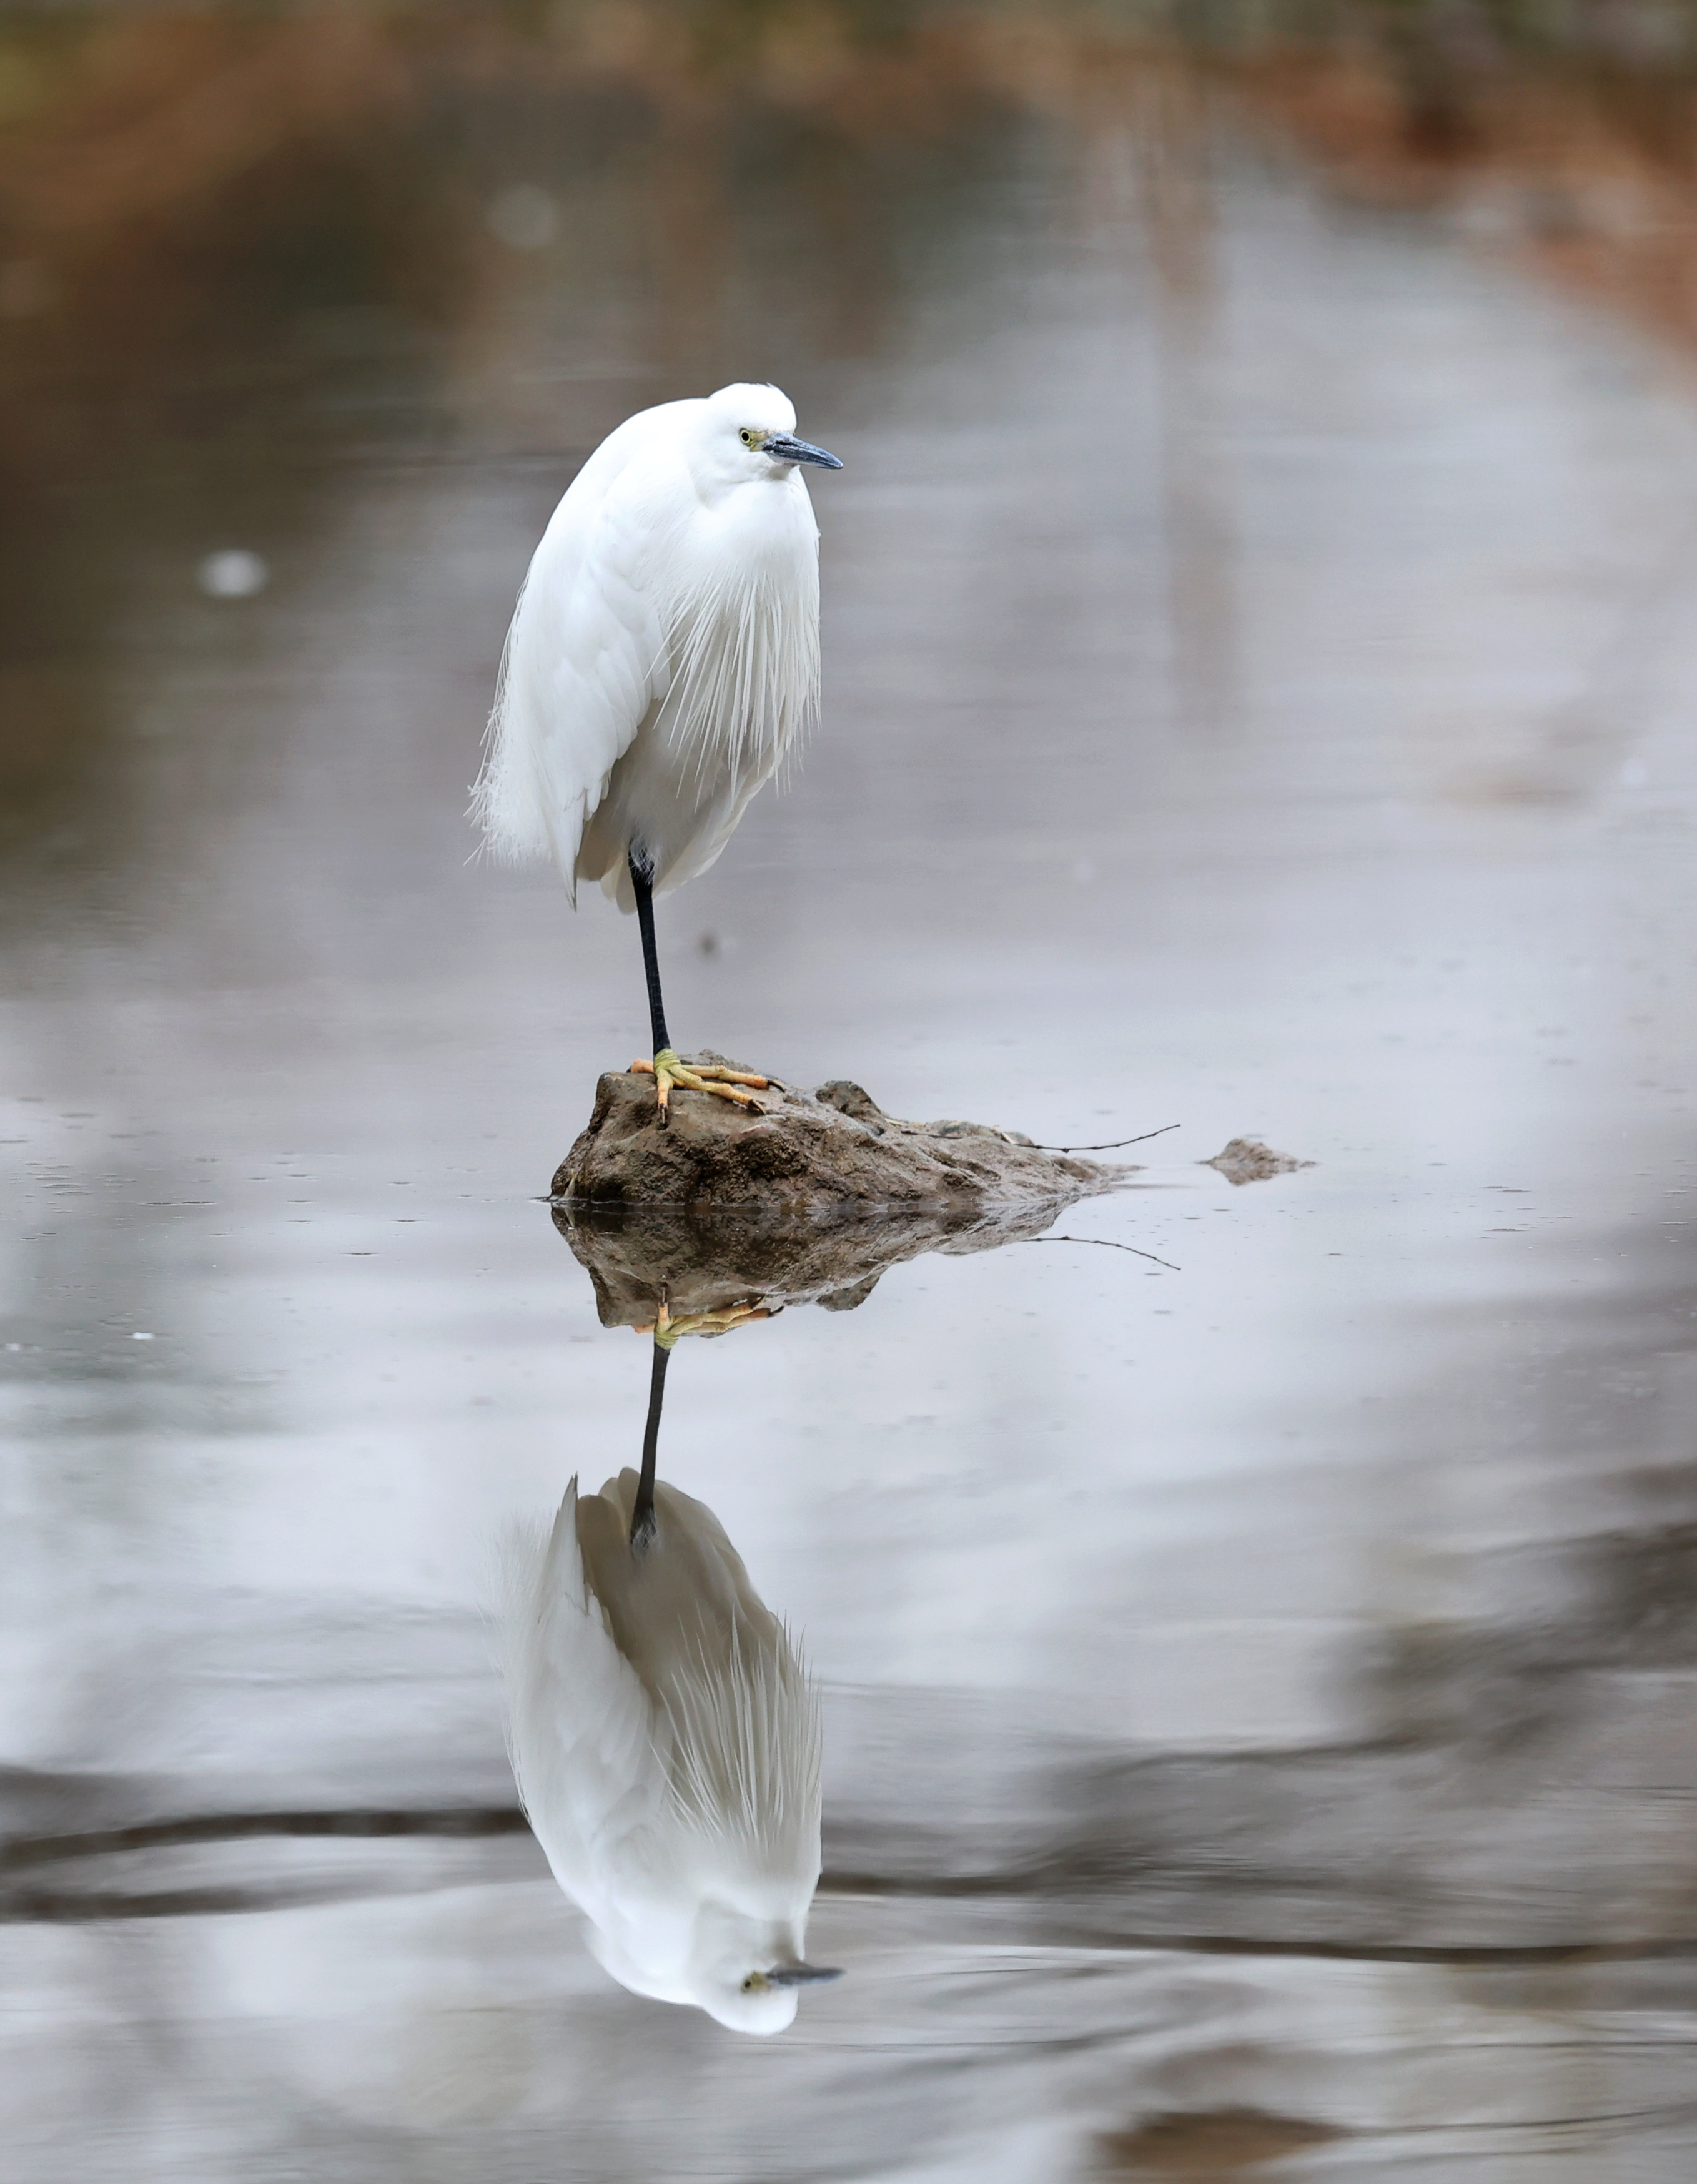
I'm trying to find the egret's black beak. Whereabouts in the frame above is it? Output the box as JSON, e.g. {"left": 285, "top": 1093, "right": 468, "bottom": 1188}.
{"left": 765, "top": 433, "right": 843, "bottom": 470}
{"left": 764, "top": 1962, "right": 844, "bottom": 1987}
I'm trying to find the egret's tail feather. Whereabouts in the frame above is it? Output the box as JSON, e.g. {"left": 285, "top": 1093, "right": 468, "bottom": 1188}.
{"left": 472, "top": 564, "right": 557, "bottom": 870}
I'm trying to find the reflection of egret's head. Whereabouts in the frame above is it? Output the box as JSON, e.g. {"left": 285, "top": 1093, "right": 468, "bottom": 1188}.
{"left": 595, "top": 1894, "right": 842, "bottom": 2037}
{"left": 501, "top": 1461, "right": 833, "bottom": 2036}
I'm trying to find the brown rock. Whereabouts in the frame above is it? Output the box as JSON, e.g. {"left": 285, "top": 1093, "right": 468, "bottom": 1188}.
{"left": 551, "top": 1057, "right": 1129, "bottom": 1213}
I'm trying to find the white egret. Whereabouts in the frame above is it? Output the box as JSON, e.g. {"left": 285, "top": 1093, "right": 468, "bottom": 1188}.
{"left": 474, "top": 382, "right": 843, "bottom": 1118}
{"left": 500, "top": 1342, "right": 837, "bottom": 2033}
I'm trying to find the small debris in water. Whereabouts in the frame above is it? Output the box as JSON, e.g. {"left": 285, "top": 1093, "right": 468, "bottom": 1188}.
{"left": 198, "top": 550, "right": 268, "bottom": 599}
{"left": 1204, "top": 1137, "right": 1315, "bottom": 1185}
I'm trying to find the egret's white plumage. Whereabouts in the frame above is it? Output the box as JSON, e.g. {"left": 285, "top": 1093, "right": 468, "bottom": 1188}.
{"left": 500, "top": 1467, "right": 826, "bottom": 2035}
{"left": 474, "top": 383, "right": 832, "bottom": 911}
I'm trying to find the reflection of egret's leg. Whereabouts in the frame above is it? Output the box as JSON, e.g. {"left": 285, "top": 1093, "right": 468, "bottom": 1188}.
{"left": 627, "top": 851, "right": 768, "bottom": 1124}
{"left": 629, "top": 1336, "right": 670, "bottom": 1551}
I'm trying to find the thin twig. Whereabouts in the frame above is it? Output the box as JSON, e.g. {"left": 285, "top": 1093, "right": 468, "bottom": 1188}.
{"left": 1028, "top": 1122, "right": 1180, "bottom": 1154}
{"left": 1027, "top": 1235, "right": 1181, "bottom": 1272}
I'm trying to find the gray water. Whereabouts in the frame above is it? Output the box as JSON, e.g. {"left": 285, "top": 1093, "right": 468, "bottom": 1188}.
{"left": 7, "top": 64, "right": 1697, "bottom": 2183}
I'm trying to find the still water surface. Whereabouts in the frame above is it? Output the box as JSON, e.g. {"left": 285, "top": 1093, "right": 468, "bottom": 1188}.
{"left": 6, "top": 66, "right": 1697, "bottom": 2183}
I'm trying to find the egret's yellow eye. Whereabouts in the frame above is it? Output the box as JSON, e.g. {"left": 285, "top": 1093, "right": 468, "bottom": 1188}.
{"left": 740, "top": 428, "right": 759, "bottom": 448}
{"left": 741, "top": 1972, "right": 768, "bottom": 1993}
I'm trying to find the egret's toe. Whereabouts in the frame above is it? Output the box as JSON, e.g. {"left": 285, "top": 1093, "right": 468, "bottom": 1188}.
{"left": 690, "top": 1064, "right": 771, "bottom": 1089}
{"left": 628, "top": 1051, "right": 767, "bottom": 1118}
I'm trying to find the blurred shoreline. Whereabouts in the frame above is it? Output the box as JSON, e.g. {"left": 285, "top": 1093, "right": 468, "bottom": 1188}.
{"left": 2, "top": 2, "right": 1695, "bottom": 363}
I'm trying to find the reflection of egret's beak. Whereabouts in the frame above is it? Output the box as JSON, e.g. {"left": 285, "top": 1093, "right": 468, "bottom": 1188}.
{"left": 765, "top": 432, "right": 843, "bottom": 470}
{"left": 765, "top": 1962, "right": 844, "bottom": 1987}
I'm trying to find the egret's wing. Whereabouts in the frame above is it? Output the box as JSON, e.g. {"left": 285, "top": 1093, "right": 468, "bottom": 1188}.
{"left": 473, "top": 404, "right": 697, "bottom": 896}
{"left": 498, "top": 1480, "right": 666, "bottom": 1911}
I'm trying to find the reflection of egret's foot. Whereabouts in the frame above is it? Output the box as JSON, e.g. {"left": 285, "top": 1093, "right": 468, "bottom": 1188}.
{"left": 636, "top": 1299, "right": 774, "bottom": 1348}
{"left": 630, "top": 1050, "right": 769, "bottom": 1126}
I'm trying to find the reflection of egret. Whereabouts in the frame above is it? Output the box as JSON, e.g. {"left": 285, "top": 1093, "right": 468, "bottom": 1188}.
{"left": 473, "top": 382, "right": 842, "bottom": 1119}
{"left": 500, "top": 1341, "right": 837, "bottom": 2033}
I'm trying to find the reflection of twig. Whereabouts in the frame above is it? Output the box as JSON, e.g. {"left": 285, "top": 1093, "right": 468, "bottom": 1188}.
{"left": 1027, "top": 1235, "right": 1181, "bottom": 1272}
{"left": 1029, "top": 1122, "right": 1180, "bottom": 1154}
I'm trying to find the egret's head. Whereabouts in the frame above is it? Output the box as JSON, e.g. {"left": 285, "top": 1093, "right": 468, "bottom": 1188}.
{"left": 705, "top": 382, "right": 843, "bottom": 480}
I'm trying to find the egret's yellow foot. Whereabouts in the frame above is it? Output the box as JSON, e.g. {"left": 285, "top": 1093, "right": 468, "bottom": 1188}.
{"left": 629, "top": 1050, "right": 769, "bottom": 1124}
{"left": 635, "top": 1299, "right": 774, "bottom": 1346}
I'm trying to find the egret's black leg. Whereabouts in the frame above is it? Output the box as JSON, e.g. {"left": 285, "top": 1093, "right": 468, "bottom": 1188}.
{"left": 630, "top": 1335, "right": 670, "bottom": 1552}
{"left": 628, "top": 849, "right": 670, "bottom": 1058}
{"left": 625, "top": 847, "right": 768, "bottom": 1119}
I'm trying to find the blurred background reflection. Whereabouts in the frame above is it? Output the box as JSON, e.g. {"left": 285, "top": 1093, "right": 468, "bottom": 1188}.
{"left": 6, "top": 2, "right": 1697, "bottom": 2178}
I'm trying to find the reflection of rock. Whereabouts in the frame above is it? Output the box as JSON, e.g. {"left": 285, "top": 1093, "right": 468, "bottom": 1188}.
{"left": 552, "top": 1062, "right": 1126, "bottom": 1211}
{"left": 554, "top": 1196, "right": 1081, "bottom": 1328}
{"left": 1097, "top": 2108, "right": 1340, "bottom": 2177}
{"left": 1202, "top": 1137, "right": 1314, "bottom": 1185}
